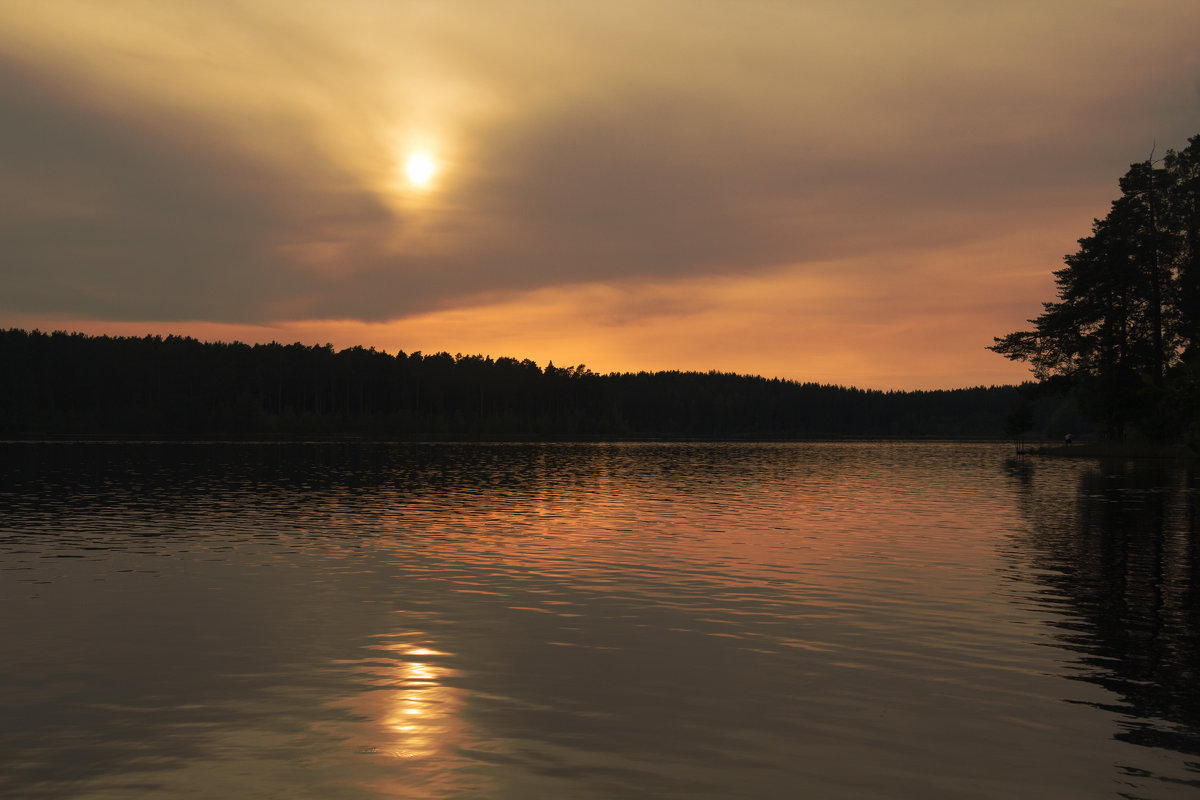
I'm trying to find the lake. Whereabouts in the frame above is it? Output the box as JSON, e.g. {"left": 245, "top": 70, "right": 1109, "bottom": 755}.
{"left": 1, "top": 441, "right": 1197, "bottom": 799}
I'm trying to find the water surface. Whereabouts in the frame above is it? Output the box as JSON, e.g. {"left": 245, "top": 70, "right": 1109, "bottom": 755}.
{"left": 1, "top": 441, "right": 1197, "bottom": 798}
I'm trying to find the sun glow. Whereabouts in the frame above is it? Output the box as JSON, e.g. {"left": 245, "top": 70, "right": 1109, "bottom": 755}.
{"left": 404, "top": 152, "right": 437, "bottom": 187}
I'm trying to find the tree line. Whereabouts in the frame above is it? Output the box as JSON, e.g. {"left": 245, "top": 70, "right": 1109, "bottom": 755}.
{"left": 991, "top": 134, "right": 1200, "bottom": 445}
{"left": 0, "top": 329, "right": 1080, "bottom": 440}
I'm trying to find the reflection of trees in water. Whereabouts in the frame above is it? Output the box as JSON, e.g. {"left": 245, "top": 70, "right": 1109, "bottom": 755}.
{"left": 1005, "top": 457, "right": 1200, "bottom": 782}
{"left": 0, "top": 441, "right": 862, "bottom": 552}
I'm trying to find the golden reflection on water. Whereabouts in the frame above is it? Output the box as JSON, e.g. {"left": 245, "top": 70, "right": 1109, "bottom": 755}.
{"left": 326, "top": 634, "right": 482, "bottom": 797}
{"left": 376, "top": 645, "right": 457, "bottom": 759}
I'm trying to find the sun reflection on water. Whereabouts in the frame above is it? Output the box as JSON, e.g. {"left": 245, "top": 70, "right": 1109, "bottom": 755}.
{"left": 324, "top": 634, "right": 485, "bottom": 796}
{"left": 369, "top": 641, "right": 460, "bottom": 760}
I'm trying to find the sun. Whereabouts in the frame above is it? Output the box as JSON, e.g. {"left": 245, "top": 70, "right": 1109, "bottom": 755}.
{"left": 404, "top": 153, "right": 437, "bottom": 187}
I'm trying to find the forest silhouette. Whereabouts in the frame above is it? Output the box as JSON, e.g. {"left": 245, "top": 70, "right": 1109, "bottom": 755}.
{"left": 1, "top": 329, "right": 1079, "bottom": 440}
{"left": 991, "top": 134, "right": 1200, "bottom": 445}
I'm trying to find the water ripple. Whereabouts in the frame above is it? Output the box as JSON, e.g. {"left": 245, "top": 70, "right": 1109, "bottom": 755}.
{"left": 0, "top": 441, "right": 1197, "bottom": 798}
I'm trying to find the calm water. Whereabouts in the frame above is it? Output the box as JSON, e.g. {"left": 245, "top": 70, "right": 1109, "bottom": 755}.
{"left": 1, "top": 441, "right": 1197, "bottom": 799}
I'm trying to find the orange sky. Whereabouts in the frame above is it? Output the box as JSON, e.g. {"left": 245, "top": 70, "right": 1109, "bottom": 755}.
{"left": 1, "top": 1, "right": 1198, "bottom": 389}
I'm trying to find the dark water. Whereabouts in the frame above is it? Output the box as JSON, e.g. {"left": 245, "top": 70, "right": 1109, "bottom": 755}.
{"left": 1, "top": 441, "right": 1197, "bottom": 799}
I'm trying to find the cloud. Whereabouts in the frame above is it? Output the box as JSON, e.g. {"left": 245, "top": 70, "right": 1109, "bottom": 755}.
{"left": 0, "top": 58, "right": 279, "bottom": 319}
{"left": 0, "top": 51, "right": 412, "bottom": 322}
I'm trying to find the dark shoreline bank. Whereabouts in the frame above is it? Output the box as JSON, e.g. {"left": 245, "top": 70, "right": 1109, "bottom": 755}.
{"left": 2, "top": 434, "right": 1020, "bottom": 445}
{"left": 1026, "top": 441, "right": 1198, "bottom": 460}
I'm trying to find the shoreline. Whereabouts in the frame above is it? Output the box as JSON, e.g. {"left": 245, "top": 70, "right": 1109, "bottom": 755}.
{"left": 1, "top": 434, "right": 1019, "bottom": 445}
{"left": 1026, "top": 441, "right": 1198, "bottom": 460}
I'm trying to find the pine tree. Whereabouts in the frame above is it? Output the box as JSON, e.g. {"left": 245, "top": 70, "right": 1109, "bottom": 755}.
{"left": 990, "top": 136, "right": 1200, "bottom": 440}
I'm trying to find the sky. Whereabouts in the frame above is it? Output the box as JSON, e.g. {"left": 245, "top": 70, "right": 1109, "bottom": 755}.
{"left": 1, "top": 1, "right": 1199, "bottom": 389}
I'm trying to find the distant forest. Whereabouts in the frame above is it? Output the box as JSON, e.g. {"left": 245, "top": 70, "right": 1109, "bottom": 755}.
{"left": 1, "top": 329, "right": 1082, "bottom": 440}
